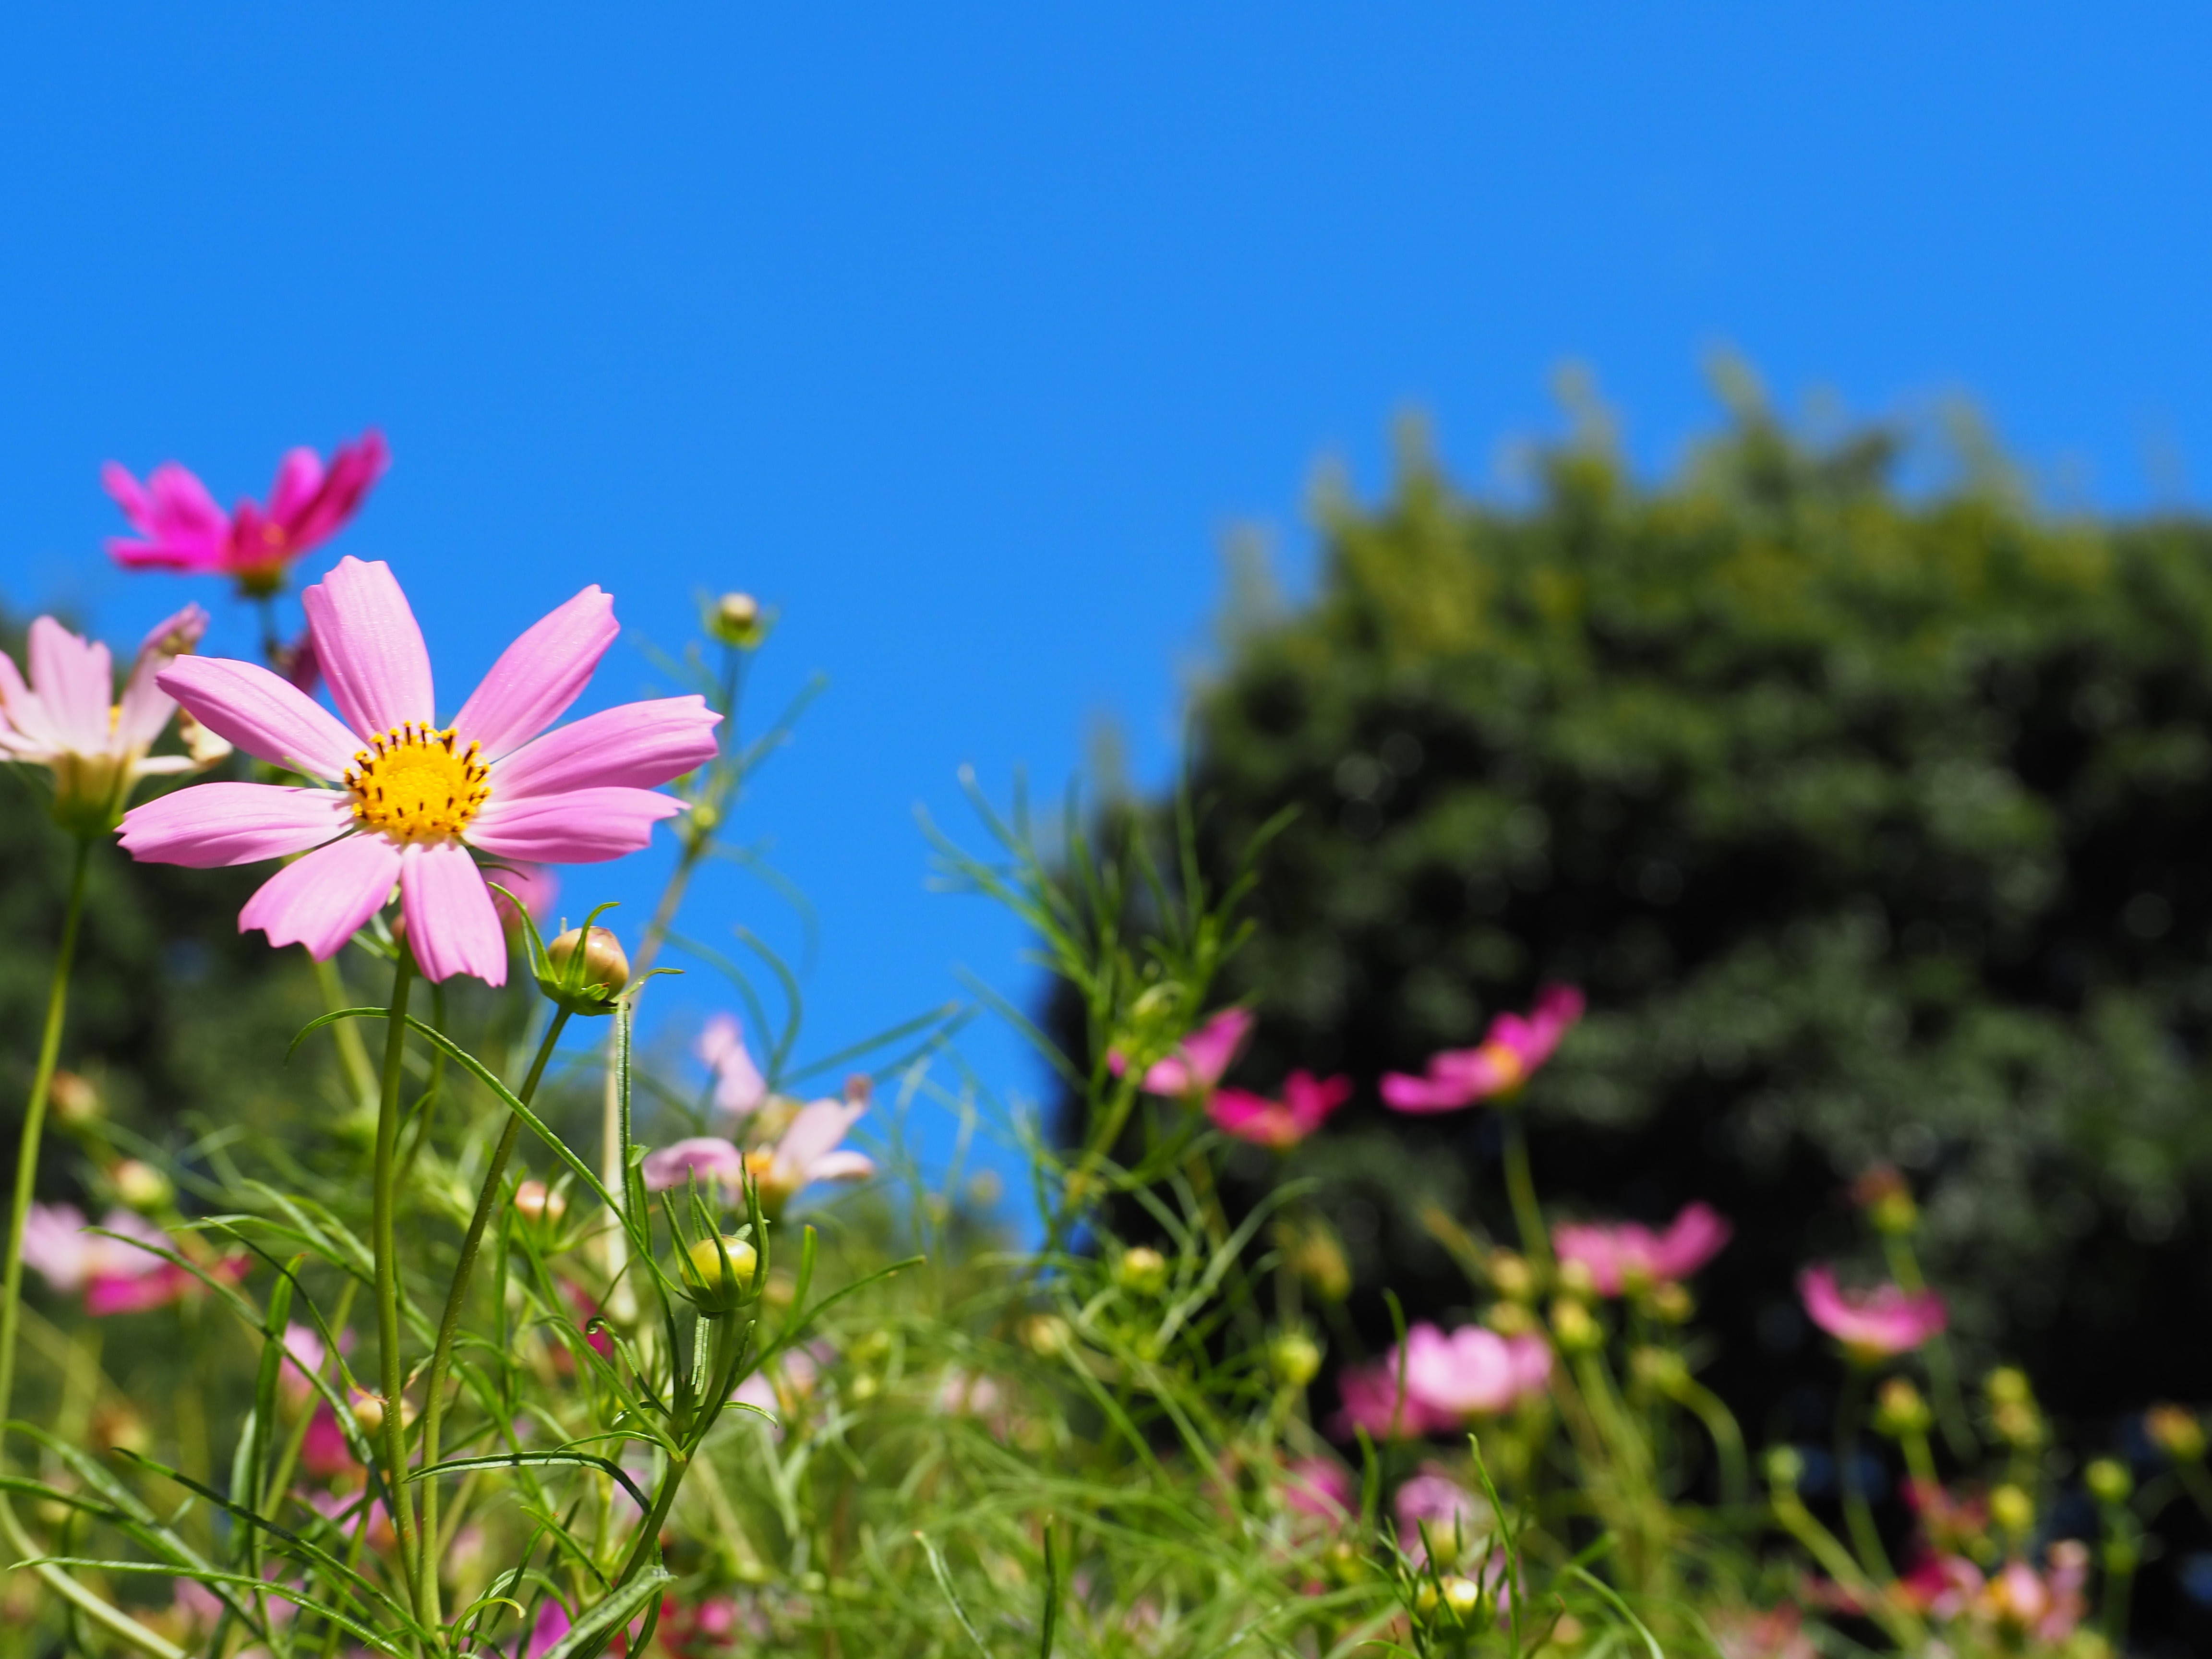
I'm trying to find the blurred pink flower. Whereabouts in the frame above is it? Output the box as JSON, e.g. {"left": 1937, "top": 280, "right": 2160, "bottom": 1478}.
{"left": 0, "top": 605, "right": 219, "bottom": 830}
{"left": 104, "top": 431, "right": 390, "bottom": 589}
{"left": 20, "top": 1202, "right": 243, "bottom": 1315}
{"left": 120, "top": 557, "right": 720, "bottom": 984}
{"left": 1798, "top": 1266, "right": 1947, "bottom": 1359}
{"left": 1397, "top": 1322, "right": 1552, "bottom": 1417}
{"left": 1394, "top": 1468, "right": 1485, "bottom": 1539}
{"left": 1554, "top": 1202, "right": 1731, "bottom": 1296}
{"left": 277, "top": 1322, "right": 333, "bottom": 1408}
{"left": 751, "top": 1096, "right": 876, "bottom": 1214}
{"left": 298, "top": 1404, "right": 357, "bottom": 1479}
{"left": 486, "top": 862, "right": 558, "bottom": 931}
{"left": 1282, "top": 1456, "right": 1355, "bottom": 1521}
{"left": 1709, "top": 1605, "right": 1817, "bottom": 1659}
{"left": 641, "top": 1136, "right": 746, "bottom": 1193}
{"left": 1380, "top": 986, "right": 1584, "bottom": 1113}
{"left": 1110, "top": 1008, "right": 1252, "bottom": 1098}
{"left": 1331, "top": 1357, "right": 1462, "bottom": 1440}
{"left": 513, "top": 1599, "right": 569, "bottom": 1658}
{"left": 1208, "top": 1070, "right": 1352, "bottom": 1148}
{"left": 697, "top": 1012, "right": 768, "bottom": 1117}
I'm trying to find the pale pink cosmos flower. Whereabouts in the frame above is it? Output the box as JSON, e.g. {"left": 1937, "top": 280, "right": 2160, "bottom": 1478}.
{"left": 1380, "top": 985, "right": 1585, "bottom": 1113}
{"left": 1109, "top": 1007, "right": 1252, "bottom": 1098}
{"left": 1208, "top": 1070, "right": 1353, "bottom": 1149}
{"left": 697, "top": 1012, "right": 768, "bottom": 1117}
{"left": 1798, "top": 1265, "right": 1947, "bottom": 1359}
{"left": 118, "top": 558, "right": 721, "bottom": 984}
{"left": 104, "top": 431, "right": 389, "bottom": 590}
{"left": 749, "top": 1096, "right": 877, "bottom": 1214}
{"left": 641, "top": 1137, "right": 747, "bottom": 1193}
{"left": 19, "top": 1202, "right": 244, "bottom": 1315}
{"left": 1282, "top": 1455, "right": 1355, "bottom": 1522}
{"left": 1395, "top": 1467, "right": 1490, "bottom": 1563}
{"left": 0, "top": 604, "right": 221, "bottom": 833}
{"left": 1554, "top": 1202, "right": 1732, "bottom": 1297}
{"left": 1396, "top": 1322, "right": 1552, "bottom": 1418}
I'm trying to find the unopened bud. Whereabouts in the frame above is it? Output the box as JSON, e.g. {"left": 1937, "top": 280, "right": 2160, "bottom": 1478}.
{"left": 1483, "top": 1301, "right": 1537, "bottom": 1337}
{"left": 349, "top": 1391, "right": 387, "bottom": 1436}
{"left": 90, "top": 1403, "right": 150, "bottom": 1457}
{"left": 1630, "top": 1346, "right": 1688, "bottom": 1392}
{"left": 1554, "top": 1259, "right": 1597, "bottom": 1299}
{"left": 1551, "top": 1299, "right": 1600, "bottom": 1353}
{"left": 1487, "top": 1251, "right": 1535, "bottom": 1302}
{"left": 1764, "top": 1445, "right": 1805, "bottom": 1489}
{"left": 1989, "top": 1482, "right": 2034, "bottom": 1536}
{"left": 2086, "top": 1458, "right": 2133, "bottom": 1504}
{"left": 1874, "top": 1377, "right": 1933, "bottom": 1439}
{"left": 1114, "top": 1246, "right": 1168, "bottom": 1296}
{"left": 682, "top": 1235, "right": 760, "bottom": 1313}
{"left": 541, "top": 925, "right": 629, "bottom": 1016}
{"left": 1852, "top": 1165, "right": 1919, "bottom": 1236}
{"left": 1985, "top": 1366, "right": 2032, "bottom": 1407}
{"left": 1277, "top": 1217, "right": 1352, "bottom": 1303}
{"left": 1270, "top": 1331, "right": 1322, "bottom": 1389}
{"left": 513, "top": 1180, "right": 565, "bottom": 1226}
{"left": 48, "top": 1070, "right": 101, "bottom": 1128}
{"left": 709, "top": 591, "right": 767, "bottom": 649}
{"left": 2147, "top": 1404, "right": 2206, "bottom": 1462}
{"left": 1646, "top": 1280, "right": 1694, "bottom": 1324}
{"left": 1020, "top": 1314, "right": 1073, "bottom": 1358}
{"left": 109, "top": 1159, "right": 171, "bottom": 1213}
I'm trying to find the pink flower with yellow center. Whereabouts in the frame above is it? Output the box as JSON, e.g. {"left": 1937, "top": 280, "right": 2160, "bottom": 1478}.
{"left": 1380, "top": 985, "right": 1585, "bottom": 1113}
{"left": 117, "top": 557, "right": 721, "bottom": 984}
{"left": 1207, "top": 1070, "right": 1352, "bottom": 1148}
{"left": 1109, "top": 1007, "right": 1253, "bottom": 1098}
{"left": 103, "top": 431, "right": 389, "bottom": 593}
{"left": 1798, "top": 1265, "right": 1948, "bottom": 1360}
{"left": 1553, "top": 1202, "right": 1732, "bottom": 1296}
{"left": 0, "top": 604, "right": 224, "bottom": 834}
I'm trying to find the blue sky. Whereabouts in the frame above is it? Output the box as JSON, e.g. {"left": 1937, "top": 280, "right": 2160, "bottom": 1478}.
{"left": 4, "top": 7, "right": 2208, "bottom": 1212}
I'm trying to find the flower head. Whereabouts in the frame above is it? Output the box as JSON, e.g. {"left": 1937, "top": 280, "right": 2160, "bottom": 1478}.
{"left": 119, "top": 558, "right": 721, "bottom": 984}
{"left": 1111, "top": 1008, "right": 1252, "bottom": 1098}
{"left": 697, "top": 1012, "right": 768, "bottom": 1117}
{"left": 0, "top": 604, "right": 220, "bottom": 834}
{"left": 1553, "top": 1202, "right": 1731, "bottom": 1297}
{"left": 1282, "top": 1455, "right": 1355, "bottom": 1521}
{"left": 1330, "top": 1322, "right": 1550, "bottom": 1439}
{"left": 104, "top": 431, "right": 389, "bottom": 592}
{"left": 19, "top": 1202, "right": 243, "bottom": 1315}
{"left": 1208, "top": 1070, "right": 1352, "bottom": 1148}
{"left": 641, "top": 1136, "right": 748, "bottom": 1194}
{"left": 1380, "top": 985, "right": 1584, "bottom": 1113}
{"left": 748, "top": 1095, "right": 877, "bottom": 1215}
{"left": 1798, "top": 1265, "right": 1947, "bottom": 1360}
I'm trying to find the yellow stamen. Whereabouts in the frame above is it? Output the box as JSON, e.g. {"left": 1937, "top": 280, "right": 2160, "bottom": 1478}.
{"left": 344, "top": 723, "right": 491, "bottom": 843}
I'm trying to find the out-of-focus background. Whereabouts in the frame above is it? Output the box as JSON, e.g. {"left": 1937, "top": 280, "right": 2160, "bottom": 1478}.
{"left": 10, "top": 4, "right": 2212, "bottom": 1525}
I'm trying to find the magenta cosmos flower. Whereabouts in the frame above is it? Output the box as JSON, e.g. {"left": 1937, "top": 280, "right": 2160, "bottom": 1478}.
{"left": 1554, "top": 1202, "right": 1732, "bottom": 1297}
{"left": 19, "top": 1203, "right": 245, "bottom": 1316}
{"left": 1381, "top": 985, "right": 1585, "bottom": 1113}
{"left": 117, "top": 557, "right": 720, "bottom": 984}
{"left": 1110, "top": 1007, "right": 1252, "bottom": 1098}
{"left": 1798, "top": 1265, "right": 1948, "bottom": 1360}
{"left": 1331, "top": 1322, "right": 1551, "bottom": 1438}
{"left": 1208, "top": 1070, "right": 1352, "bottom": 1148}
{"left": 104, "top": 430, "right": 390, "bottom": 591}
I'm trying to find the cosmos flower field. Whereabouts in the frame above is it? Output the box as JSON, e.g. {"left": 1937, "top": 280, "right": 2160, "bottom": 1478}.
{"left": 0, "top": 436, "right": 2198, "bottom": 1657}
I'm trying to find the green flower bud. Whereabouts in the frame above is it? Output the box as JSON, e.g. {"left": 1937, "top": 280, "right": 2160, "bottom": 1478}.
{"left": 2086, "top": 1458, "right": 2132, "bottom": 1504}
{"left": 1114, "top": 1246, "right": 1168, "bottom": 1296}
{"left": 1764, "top": 1445, "right": 1805, "bottom": 1490}
{"left": 539, "top": 925, "right": 629, "bottom": 1016}
{"left": 708, "top": 592, "right": 767, "bottom": 649}
{"left": 1270, "top": 1331, "right": 1322, "bottom": 1389}
{"left": 681, "top": 1234, "right": 760, "bottom": 1313}
{"left": 109, "top": 1159, "right": 171, "bottom": 1214}
{"left": 1989, "top": 1482, "right": 2034, "bottom": 1537}
{"left": 1874, "top": 1376, "right": 1933, "bottom": 1439}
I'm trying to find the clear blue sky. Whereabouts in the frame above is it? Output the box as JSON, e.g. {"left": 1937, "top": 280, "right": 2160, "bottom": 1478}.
{"left": 4, "top": 7, "right": 2208, "bottom": 1212}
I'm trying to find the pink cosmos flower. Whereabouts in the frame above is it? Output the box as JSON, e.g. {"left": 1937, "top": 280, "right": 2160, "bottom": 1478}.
{"left": 1798, "top": 1266, "right": 1947, "bottom": 1359}
{"left": 1208, "top": 1070, "right": 1353, "bottom": 1149}
{"left": 1109, "top": 1008, "right": 1252, "bottom": 1098}
{"left": 513, "top": 1599, "right": 570, "bottom": 1659}
{"left": 1395, "top": 1322, "right": 1553, "bottom": 1418}
{"left": 486, "top": 862, "right": 557, "bottom": 931}
{"left": 1282, "top": 1456, "right": 1355, "bottom": 1521}
{"left": 1395, "top": 1468, "right": 1489, "bottom": 1563}
{"left": 1332, "top": 1359, "right": 1462, "bottom": 1440}
{"left": 118, "top": 558, "right": 721, "bottom": 985}
{"left": 104, "top": 431, "right": 390, "bottom": 590}
{"left": 1380, "top": 985, "right": 1585, "bottom": 1113}
{"left": 19, "top": 1202, "right": 244, "bottom": 1315}
{"left": 1553, "top": 1202, "right": 1732, "bottom": 1297}
{"left": 1709, "top": 1606, "right": 1817, "bottom": 1659}
{"left": 641, "top": 1136, "right": 747, "bottom": 1193}
{"left": 0, "top": 604, "right": 222, "bottom": 832}
{"left": 277, "top": 1322, "right": 329, "bottom": 1408}
{"left": 750, "top": 1096, "right": 877, "bottom": 1214}
{"left": 697, "top": 1012, "right": 768, "bottom": 1117}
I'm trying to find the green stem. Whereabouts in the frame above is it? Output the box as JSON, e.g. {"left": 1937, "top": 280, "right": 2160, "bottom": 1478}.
{"left": 1499, "top": 1111, "right": 1551, "bottom": 1270}
{"left": 1672, "top": 1376, "right": 1751, "bottom": 1514}
{"left": 371, "top": 950, "right": 427, "bottom": 1625}
{"left": 416, "top": 1009, "right": 571, "bottom": 1627}
{"left": 1836, "top": 1369, "right": 1893, "bottom": 1583}
{"left": 1883, "top": 1233, "right": 1975, "bottom": 1458}
{"left": 312, "top": 954, "right": 378, "bottom": 1110}
{"left": 0, "top": 842, "right": 185, "bottom": 1658}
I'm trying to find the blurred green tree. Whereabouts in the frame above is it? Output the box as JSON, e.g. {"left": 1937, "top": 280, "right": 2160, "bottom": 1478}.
{"left": 1076, "top": 389, "right": 2212, "bottom": 1438}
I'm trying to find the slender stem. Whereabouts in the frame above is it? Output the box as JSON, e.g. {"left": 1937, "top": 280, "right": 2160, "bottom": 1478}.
{"left": 311, "top": 955, "right": 378, "bottom": 1110}
{"left": 371, "top": 950, "right": 427, "bottom": 1622}
{"left": 1672, "top": 1376, "right": 1751, "bottom": 1514}
{"left": 1499, "top": 1111, "right": 1551, "bottom": 1270}
{"left": 1835, "top": 1368, "right": 1893, "bottom": 1582}
{"left": 416, "top": 1009, "right": 571, "bottom": 1625}
{"left": 0, "top": 841, "right": 185, "bottom": 1658}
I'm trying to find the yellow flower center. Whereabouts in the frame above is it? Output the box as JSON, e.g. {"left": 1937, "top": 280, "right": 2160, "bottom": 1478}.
{"left": 345, "top": 723, "right": 490, "bottom": 843}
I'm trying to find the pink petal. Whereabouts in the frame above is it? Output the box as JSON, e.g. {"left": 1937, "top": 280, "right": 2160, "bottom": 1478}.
{"left": 399, "top": 841, "right": 508, "bottom": 986}
{"left": 27, "top": 618, "right": 112, "bottom": 754}
{"left": 302, "top": 557, "right": 434, "bottom": 738}
{"left": 1379, "top": 1072, "right": 1475, "bottom": 1113}
{"left": 0, "top": 650, "right": 55, "bottom": 751}
{"left": 487, "top": 696, "right": 721, "bottom": 799}
{"left": 289, "top": 430, "right": 388, "bottom": 549}
{"left": 158, "top": 656, "right": 361, "bottom": 779}
{"left": 100, "top": 461, "right": 153, "bottom": 526}
{"left": 777, "top": 1099, "right": 865, "bottom": 1180}
{"left": 465, "top": 786, "right": 684, "bottom": 863}
{"left": 266, "top": 446, "right": 326, "bottom": 524}
{"left": 119, "top": 782, "right": 352, "bottom": 867}
{"left": 641, "top": 1137, "right": 745, "bottom": 1192}
{"left": 146, "top": 462, "right": 228, "bottom": 543}
{"left": 239, "top": 834, "right": 400, "bottom": 960}
{"left": 450, "top": 588, "right": 620, "bottom": 759}
{"left": 114, "top": 602, "right": 209, "bottom": 752}
{"left": 805, "top": 1150, "right": 876, "bottom": 1183}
